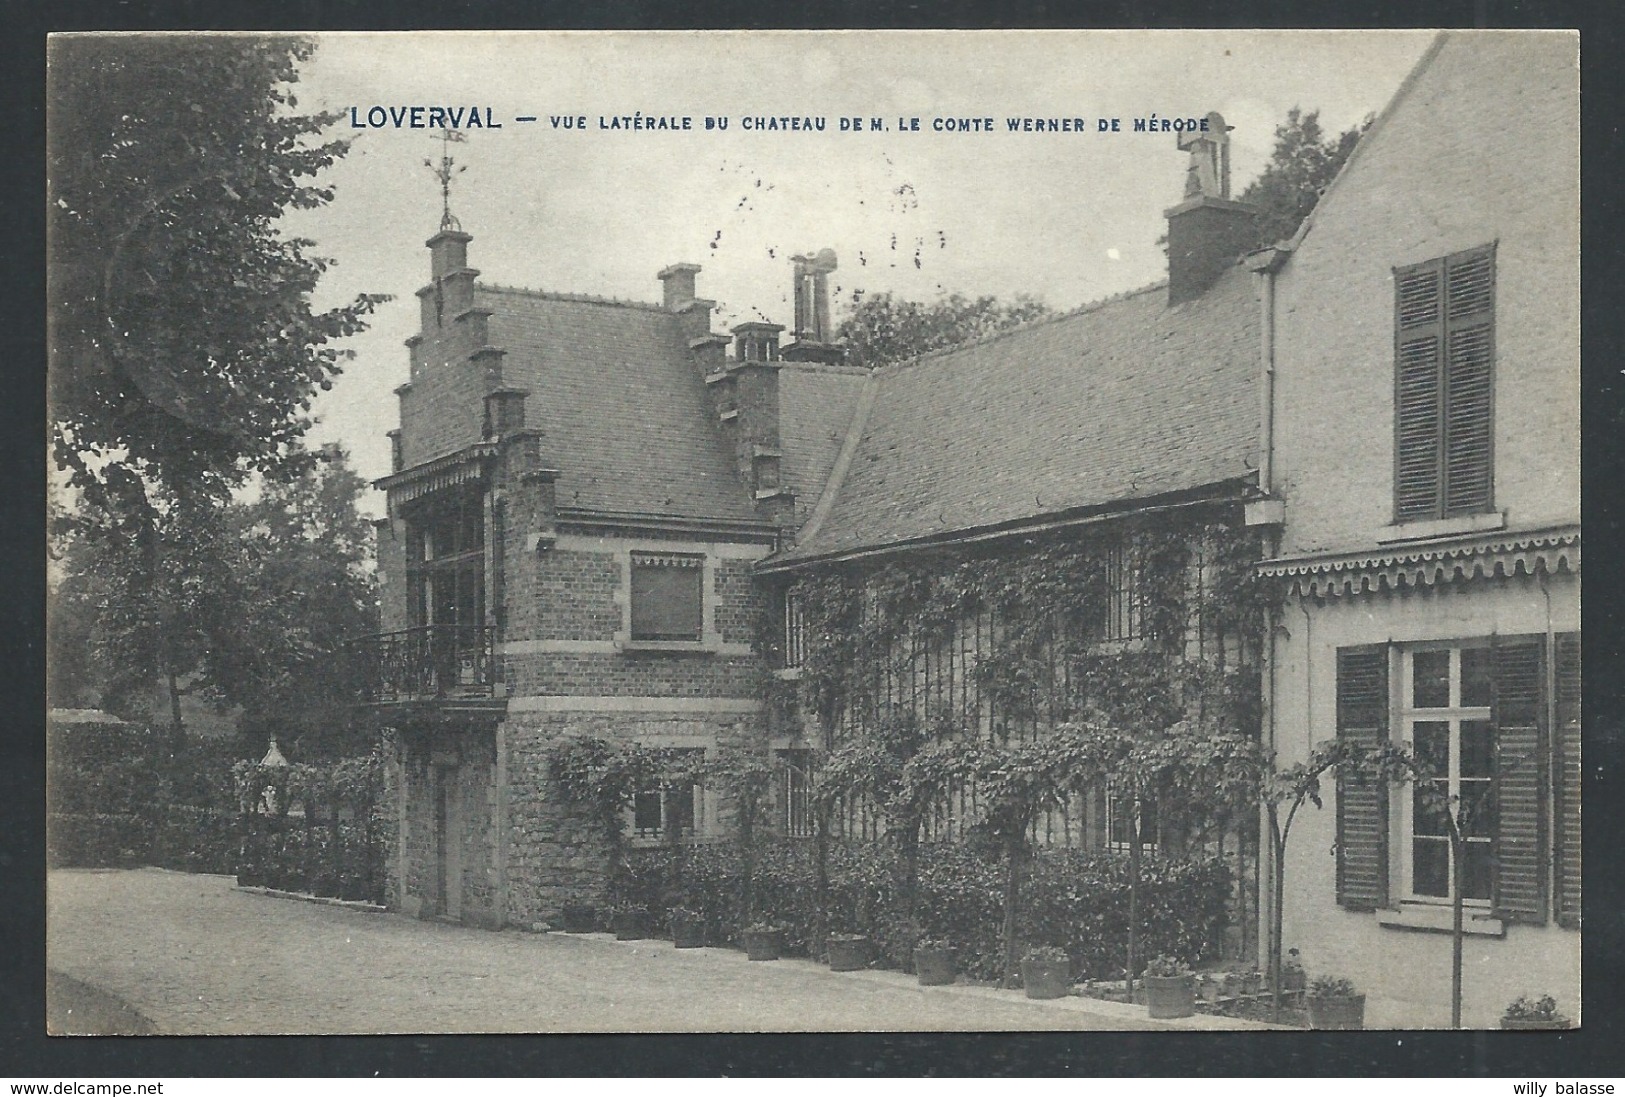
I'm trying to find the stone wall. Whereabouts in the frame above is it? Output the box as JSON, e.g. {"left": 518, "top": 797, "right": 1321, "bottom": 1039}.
{"left": 501, "top": 709, "right": 761, "bottom": 928}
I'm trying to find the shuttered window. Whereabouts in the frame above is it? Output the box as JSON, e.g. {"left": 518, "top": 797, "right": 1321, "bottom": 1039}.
{"left": 1490, "top": 636, "right": 1548, "bottom": 923}
{"left": 629, "top": 553, "right": 705, "bottom": 642}
{"left": 1553, "top": 633, "right": 1581, "bottom": 929}
{"left": 1335, "top": 634, "right": 1580, "bottom": 929}
{"left": 1336, "top": 646, "right": 1390, "bottom": 911}
{"left": 1394, "top": 246, "right": 1496, "bottom": 521}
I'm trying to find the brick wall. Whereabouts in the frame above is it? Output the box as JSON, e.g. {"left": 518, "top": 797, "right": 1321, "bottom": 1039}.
{"left": 505, "top": 653, "right": 764, "bottom": 699}
{"left": 1272, "top": 33, "right": 1579, "bottom": 556}
{"left": 532, "top": 549, "right": 622, "bottom": 641}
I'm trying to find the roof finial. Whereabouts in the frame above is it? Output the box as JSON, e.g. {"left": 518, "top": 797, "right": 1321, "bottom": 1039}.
{"left": 424, "top": 127, "right": 468, "bottom": 231}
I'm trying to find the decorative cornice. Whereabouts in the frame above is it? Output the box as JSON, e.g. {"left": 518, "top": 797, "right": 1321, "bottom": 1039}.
{"left": 1260, "top": 526, "right": 1580, "bottom": 599}
{"left": 374, "top": 442, "right": 500, "bottom": 509}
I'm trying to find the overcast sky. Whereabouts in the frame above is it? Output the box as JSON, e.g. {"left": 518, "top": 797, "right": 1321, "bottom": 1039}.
{"left": 284, "top": 30, "right": 1435, "bottom": 501}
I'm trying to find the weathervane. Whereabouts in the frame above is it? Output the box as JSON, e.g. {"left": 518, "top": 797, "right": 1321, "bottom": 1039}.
{"left": 424, "top": 127, "right": 468, "bottom": 231}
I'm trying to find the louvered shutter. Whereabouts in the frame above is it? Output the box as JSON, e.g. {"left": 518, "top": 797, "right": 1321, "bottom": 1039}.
{"left": 1443, "top": 249, "right": 1495, "bottom": 514}
{"left": 1491, "top": 635, "right": 1548, "bottom": 924}
{"left": 1336, "top": 646, "right": 1390, "bottom": 910}
{"left": 1395, "top": 262, "right": 1444, "bottom": 521}
{"left": 1553, "top": 633, "right": 1581, "bottom": 929}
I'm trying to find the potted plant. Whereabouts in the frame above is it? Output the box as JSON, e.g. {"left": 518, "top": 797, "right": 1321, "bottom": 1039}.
{"left": 741, "top": 922, "right": 785, "bottom": 961}
{"left": 914, "top": 938, "right": 958, "bottom": 987}
{"left": 1282, "top": 949, "right": 1308, "bottom": 993}
{"left": 827, "top": 933, "right": 874, "bottom": 972}
{"left": 610, "top": 902, "right": 650, "bottom": 940}
{"left": 1306, "top": 973, "right": 1366, "bottom": 1030}
{"left": 559, "top": 900, "right": 597, "bottom": 934}
{"left": 1500, "top": 994, "right": 1572, "bottom": 1030}
{"left": 1020, "top": 946, "right": 1071, "bottom": 1000}
{"left": 668, "top": 906, "right": 706, "bottom": 949}
{"left": 1142, "top": 955, "right": 1197, "bottom": 1019}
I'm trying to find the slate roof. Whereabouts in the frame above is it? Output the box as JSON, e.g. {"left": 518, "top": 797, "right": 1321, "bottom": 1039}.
{"left": 480, "top": 286, "right": 762, "bottom": 523}
{"left": 778, "top": 362, "right": 872, "bottom": 525}
{"left": 774, "top": 266, "right": 1261, "bottom": 565}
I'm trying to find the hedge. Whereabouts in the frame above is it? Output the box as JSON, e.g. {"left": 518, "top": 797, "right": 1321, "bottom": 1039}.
{"left": 616, "top": 840, "right": 1230, "bottom": 980}
{"left": 48, "top": 807, "right": 237, "bottom": 874}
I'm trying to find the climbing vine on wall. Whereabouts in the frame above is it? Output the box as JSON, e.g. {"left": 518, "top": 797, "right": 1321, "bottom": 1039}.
{"left": 786, "top": 511, "right": 1275, "bottom": 749}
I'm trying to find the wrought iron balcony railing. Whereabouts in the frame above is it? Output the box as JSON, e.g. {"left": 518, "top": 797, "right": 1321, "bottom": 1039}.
{"left": 351, "top": 625, "right": 497, "bottom": 704}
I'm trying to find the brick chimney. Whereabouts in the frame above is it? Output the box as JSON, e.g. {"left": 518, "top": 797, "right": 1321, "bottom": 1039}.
{"left": 1164, "top": 112, "right": 1259, "bottom": 306}
{"left": 782, "top": 249, "right": 846, "bottom": 365}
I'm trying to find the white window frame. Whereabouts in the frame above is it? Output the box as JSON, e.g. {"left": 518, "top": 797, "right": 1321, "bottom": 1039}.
{"left": 1396, "top": 642, "right": 1495, "bottom": 908}
{"left": 628, "top": 746, "right": 707, "bottom": 846}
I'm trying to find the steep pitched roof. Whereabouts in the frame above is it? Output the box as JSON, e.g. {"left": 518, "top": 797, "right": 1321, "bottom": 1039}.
{"left": 480, "top": 286, "right": 761, "bottom": 523}
{"left": 774, "top": 266, "right": 1260, "bottom": 565}
{"left": 778, "top": 361, "right": 872, "bottom": 525}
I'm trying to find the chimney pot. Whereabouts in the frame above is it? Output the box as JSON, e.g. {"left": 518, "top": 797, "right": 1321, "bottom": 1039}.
{"left": 658, "top": 263, "right": 702, "bottom": 311}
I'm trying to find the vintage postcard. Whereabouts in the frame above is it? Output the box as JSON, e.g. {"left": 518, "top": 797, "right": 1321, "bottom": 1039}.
{"left": 45, "top": 29, "right": 1579, "bottom": 1035}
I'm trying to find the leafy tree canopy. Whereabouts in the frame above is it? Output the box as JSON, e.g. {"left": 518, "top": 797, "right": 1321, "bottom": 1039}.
{"left": 1236, "top": 106, "right": 1370, "bottom": 251}
{"left": 50, "top": 448, "right": 378, "bottom": 758}
{"left": 835, "top": 290, "right": 1052, "bottom": 371}
{"left": 48, "top": 35, "right": 384, "bottom": 501}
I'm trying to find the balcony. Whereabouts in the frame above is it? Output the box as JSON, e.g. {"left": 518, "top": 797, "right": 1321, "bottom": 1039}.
{"left": 351, "top": 625, "right": 499, "bottom": 705}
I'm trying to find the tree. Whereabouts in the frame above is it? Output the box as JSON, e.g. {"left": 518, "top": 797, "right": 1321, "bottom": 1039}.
{"left": 835, "top": 291, "right": 1052, "bottom": 371}
{"left": 52, "top": 448, "right": 378, "bottom": 753}
{"left": 1236, "top": 107, "right": 1370, "bottom": 251}
{"left": 48, "top": 35, "right": 384, "bottom": 504}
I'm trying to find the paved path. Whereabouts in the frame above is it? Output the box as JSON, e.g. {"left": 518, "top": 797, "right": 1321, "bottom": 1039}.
{"left": 47, "top": 868, "right": 1268, "bottom": 1035}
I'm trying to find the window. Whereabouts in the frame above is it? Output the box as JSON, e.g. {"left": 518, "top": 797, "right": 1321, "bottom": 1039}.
{"left": 629, "top": 553, "right": 704, "bottom": 642}
{"left": 779, "top": 748, "right": 813, "bottom": 837}
{"left": 782, "top": 592, "right": 807, "bottom": 670}
{"left": 1335, "top": 635, "right": 1581, "bottom": 927}
{"left": 406, "top": 489, "right": 485, "bottom": 630}
{"left": 633, "top": 749, "right": 702, "bottom": 842}
{"left": 1394, "top": 245, "right": 1495, "bottom": 521}
{"left": 1092, "top": 542, "right": 1144, "bottom": 643}
{"left": 1105, "top": 790, "right": 1157, "bottom": 853}
{"left": 1400, "top": 645, "right": 1494, "bottom": 902}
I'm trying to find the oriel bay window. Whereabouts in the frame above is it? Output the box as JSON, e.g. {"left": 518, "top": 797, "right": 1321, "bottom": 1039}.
{"left": 403, "top": 488, "right": 489, "bottom": 694}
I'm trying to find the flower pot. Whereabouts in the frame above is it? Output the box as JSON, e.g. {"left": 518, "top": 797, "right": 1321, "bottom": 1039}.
{"left": 612, "top": 910, "right": 649, "bottom": 940}
{"left": 1021, "top": 956, "right": 1071, "bottom": 1000}
{"left": 828, "top": 936, "right": 873, "bottom": 972}
{"left": 670, "top": 918, "right": 706, "bottom": 949}
{"left": 1307, "top": 993, "right": 1366, "bottom": 1030}
{"left": 559, "top": 903, "right": 597, "bottom": 933}
{"left": 1500, "top": 1018, "right": 1572, "bottom": 1030}
{"left": 915, "top": 948, "right": 957, "bottom": 987}
{"left": 743, "top": 929, "right": 783, "bottom": 961}
{"left": 1144, "top": 974, "right": 1197, "bottom": 1019}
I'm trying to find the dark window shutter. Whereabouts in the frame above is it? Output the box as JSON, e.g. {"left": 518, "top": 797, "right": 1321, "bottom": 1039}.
{"left": 1336, "top": 645, "right": 1390, "bottom": 911}
{"left": 1442, "top": 249, "right": 1495, "bottom": 514}
{"left": 1395, "top": 262, "right": 1444, "bottom": 521}
{"left": 1491, "top": 635, "right": 1548, "bottom": 924}
{"left": 630, "top": 556, "right": 704, "bottom": 642}
{"left": 1553, "top": 633, "right": 1581, "bottom": 929}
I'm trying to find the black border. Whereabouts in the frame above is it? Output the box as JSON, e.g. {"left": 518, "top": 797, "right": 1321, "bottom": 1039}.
{"left": 11, "top": 0, "right": 1624, "bottom": 1079}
